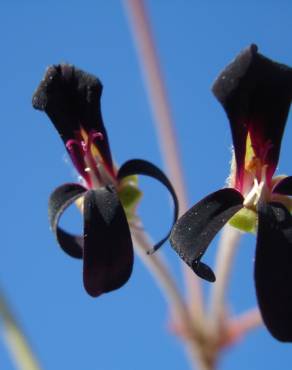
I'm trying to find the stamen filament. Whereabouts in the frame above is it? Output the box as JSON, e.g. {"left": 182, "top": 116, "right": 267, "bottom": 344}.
{"left": 243, "top": 165, "right": 269, "bottom": 209}
{"left": 66, "top": 139, "right": 92, "bottom": 187}
{"left": 66, "top": 129, "right": 117, "bottom": 189}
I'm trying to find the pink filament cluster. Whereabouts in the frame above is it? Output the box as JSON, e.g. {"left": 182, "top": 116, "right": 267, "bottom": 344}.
{"left": 66, "top": 130, "right": 105, "bottom": 188}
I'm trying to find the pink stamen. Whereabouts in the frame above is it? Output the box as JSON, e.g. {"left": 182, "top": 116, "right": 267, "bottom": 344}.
{"left": 66, "top": 129, "right": 115, "bottom": 188}
{"left": 84, "top": 130, "right": 104, "bottom": 184}
{"left": 89, "top": 131, "right": 116, "bottom": 178}
{"left": 90, "top": 131, "right": 104, "bottom": 142}
{"left": 88, "top": 130, "right": 117, "bottom": 179}
{"left": 66, "top": 139, "right": 92, "bottom": 187}
{"left": 81, "top": 140, "right": 87, "bottom": 152}
{"left": 66, "top": 139, "right": 82, "bottom": 150}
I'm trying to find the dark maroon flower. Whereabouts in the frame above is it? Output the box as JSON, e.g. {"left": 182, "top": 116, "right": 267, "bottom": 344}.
{"left": 33, "top": 64, "right": 178, "bottom": 297}
{"left": 170, "top": 45, "right": 292, "bottom": 341}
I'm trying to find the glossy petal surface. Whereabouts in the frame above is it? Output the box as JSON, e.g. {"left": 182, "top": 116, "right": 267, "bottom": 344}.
{"left": 255, "top": 202, "right": 292, "bottom": 341}
{"left": 118, "top": 159, "right": 179, "bottom": 253}
{"left": 49, "top": 183, "right": 87, "bottom": 258}
{"left": 83, "top": 186, "right": 133, "bottom": 297}
{"left": 170, "top": 189, "right": 244, "bottom": 281}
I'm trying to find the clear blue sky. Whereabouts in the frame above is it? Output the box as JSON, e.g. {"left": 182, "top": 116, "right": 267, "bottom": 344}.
{"left": 0, "top": 1, "right": 291, "bottom": 369}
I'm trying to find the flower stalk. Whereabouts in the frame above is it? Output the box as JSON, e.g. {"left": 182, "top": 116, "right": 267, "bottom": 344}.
{"left": 123, "top": 0, "right": 204, "bottom": 323}
{"left": 123, "top": 2, "right": 275, "bottom": 370}
{"left": 210, "top": 225, "right": 241, "bottom": 330}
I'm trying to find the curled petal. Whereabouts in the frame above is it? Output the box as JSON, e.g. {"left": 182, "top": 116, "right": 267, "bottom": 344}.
{"left": 83, "top": 186, "right": 133, "bottom": 297}
{"left": 170, "top": 189, "right": 244, "bottom": 282}
{"left": 49, "top": 183, "right": 87, "bottom": 258}
{"left": 212, "top": 44, "right": 292, "bottom": 189}
{"left": 32, "top": 64, "right": 113, "bottom": 169}
{"left": 272, "top": 176, "right": 292, "bottom": 195}
{"left": 117, "top": 159, "right": 179, "bottom": 253}
{"left": 255, "top": 202, "right": 292, "bottom": 341}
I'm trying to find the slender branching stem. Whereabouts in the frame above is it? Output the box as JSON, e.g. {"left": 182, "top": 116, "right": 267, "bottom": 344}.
{"left": 0, "top": 288, "right": 41, "bottom": 370}
{"left": 227, "top": 308, "right": 262, "bottom": 343}
{"left": 209, "top": 225, "right": 241, "bottom": 330}
{"left": 123, "top": 2, "right": 262, "bottom": 369}
{"left": 130, "top": 222, "right": 188, "bottom": 322}
{"left": 123, "top": 0, "right": 204, "bottom": 320}
{"left": 131, "top": 221, "right": 212, "bottom": 370}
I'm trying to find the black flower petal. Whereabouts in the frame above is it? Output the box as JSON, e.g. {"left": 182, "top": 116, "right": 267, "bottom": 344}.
{"left": 170, "top": 189, "right": 244, "bottom": 282}
{"left": 212, "top": 45, "right": 292, "bottom": 188}
{"left": 32, "top": 64, "right": 113, "bottom": 168}
{"left": 272, "top": 176, "right": 292, "bottom": 195}
{"left": 255, "top": 202, "right": 292, "bottom": 342}
{"left": 117, "top": 159, "right": 179, "bottom": 253}
{"left": 49, "top": 183, "right": 87, "bottom": 258}
{"left": 83, "top": 186, "right": 133, "bottom": 297}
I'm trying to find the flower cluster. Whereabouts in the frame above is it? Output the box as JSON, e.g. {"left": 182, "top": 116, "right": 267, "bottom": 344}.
{"left": 32, "top": 64, "right": 178, "bottom": 297}
{"left": 170, "top": 45, "right": 292, "bottom": 342}
{"left": 33, "top": 45, "right": 292, "bottom": 342}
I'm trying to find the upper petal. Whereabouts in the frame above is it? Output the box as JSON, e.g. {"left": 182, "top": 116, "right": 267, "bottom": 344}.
{"left": 83, "top": 186, "right": 134, "bottom": 297}
{"left": 212, "top": 45, "right": 292, "bottom": 189}
{"left": 255, "top": 201, "right": 292, "bottom": 341}
{"left": 32, "top": 64, "right": 113, "bottom": 169}
{"left": 170, "top": 189, "right": 244, "bottom": 282}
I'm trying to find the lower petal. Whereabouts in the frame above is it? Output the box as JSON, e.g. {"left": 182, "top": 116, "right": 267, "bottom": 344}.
{"left": 83, "top": 186, "right": 134, "bottom": 297}
{"left": 255, "top": 202, "right": 292, "bottom": 341}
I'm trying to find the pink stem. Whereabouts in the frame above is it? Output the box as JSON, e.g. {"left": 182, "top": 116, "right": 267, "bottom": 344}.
{"left": 224, "top": 308, "right": 262, "bottom": 346}
{"left": 124, "top": 0, "right": 204, "bottom": 318}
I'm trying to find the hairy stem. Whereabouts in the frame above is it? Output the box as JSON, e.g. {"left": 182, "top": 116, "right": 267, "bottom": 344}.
{"left": 0, "top": 288, "right": 41, "bottom": 370}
